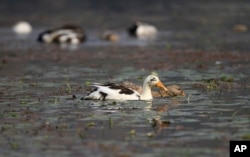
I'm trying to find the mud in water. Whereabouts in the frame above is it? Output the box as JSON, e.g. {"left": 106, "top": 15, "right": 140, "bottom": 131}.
{"left": 1, "top": 1, "right": 250, "bottom": 157}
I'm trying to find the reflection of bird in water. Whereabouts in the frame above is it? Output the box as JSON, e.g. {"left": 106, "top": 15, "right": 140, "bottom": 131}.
{"left": 101, "top": 30, "right": 120, "bottom": 42}
{"left": 121, "top": 81, "right": 186, "bottom": 97}
{"left": 154, "top": 104, "right": 170, "bottom": 113}
{"left": 37, "top": 24, "right": 86, "bottom": 45}
{"left": 149, "top": 116, "right": 171, "bottom": 135}
{"left": 83, "top": 75, "right": 169, "bottom": 101}
{"left": 154, "top": 99, "right": 184, "bottom": 113}
{"left": 128, "top": 21, "right": 158, "bottom": 39}
{"left": 13, "top": 21, "right": 32, "bottom": 35}
{"left": 151, "top": 117, "right": 171, "bottom": 128}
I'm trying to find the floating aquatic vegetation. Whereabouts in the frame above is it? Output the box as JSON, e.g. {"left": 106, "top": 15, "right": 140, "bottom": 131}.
{"left": 197, "top": 75, "right": 235, "bottom": 91}
{"left": 221, "top": 76, "right": 234, "bottom": 82}
{"left": 85, "top": 81, "right": 91, "bottom": 86}
{"left": 55, "top": 123, "right": 69, "bottom": 130}
{"left": 129, "top": 129, "right": 136, "bottom": 136}
{"left": 10, "top": 142, "right": 20, "bottom": 150}
{"left": 108, "top": 117, "right": 113, "bottom": 129}
{"left": 146, "top": 132, "right": 155, "bottom": 138}
{"left": 87, "top": 122, "right": 95, "bottom": 127}
{"left": 242, "top": 133, "right": 250, "bottom": 140}
{"left": 78, "top": 131, "right": 86, "bottom": 139}
{"left": 65, "top": 82, "right": 72, "bottom": 93}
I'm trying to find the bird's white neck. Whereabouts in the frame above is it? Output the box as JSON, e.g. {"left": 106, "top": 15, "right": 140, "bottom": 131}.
{"left": 140, "top": 82, "right": 153, "bottom": 100}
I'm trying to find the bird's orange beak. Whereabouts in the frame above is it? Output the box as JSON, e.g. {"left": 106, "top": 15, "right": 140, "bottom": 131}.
{"left": 156, "top": 81, "right": 169, "bottom": 92}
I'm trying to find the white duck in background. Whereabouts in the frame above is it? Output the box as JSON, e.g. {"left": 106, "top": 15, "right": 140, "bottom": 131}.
{"left": 37, "top": 24, "right": 86, "bottom": 45}
{"left": 128, "top": 21, "right": 158, "bottom": 39}
{"left": 13, "top": 21, "right": 32, "bottom": 35}
{"left": 83, "top": 75, "right": 169, "bottom": 101}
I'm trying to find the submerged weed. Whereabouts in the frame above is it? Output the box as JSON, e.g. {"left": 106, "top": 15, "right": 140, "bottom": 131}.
{"left": 109, "top": 117, "right": 113, "bottom": 129}
{"left": 85, "top": 81, "right": 91, "bottom": 86}
{"left": 10, "top": 142, "right": 20, "bottom": 150}
{"left": 220, "top": 76, "right": 234, "bottom": 82}
{"left": 166, "top": 43, "right": 172, "bottom": 50}
{"left": 87, "top": 122, "right": 95, "bottom": 127}
{"left": 146, "top": 132, "right": 155, "bottom": 138}
{"left": 201, "top": 75, "right": 234, "bottom": 91}
{"left": 30, "top": 82, "right": 37, "bottom": 86}
{"left": 0, "top": 113, "right": 4, "bottom": 118}
{"left": 78, "top": 132, "right": 86, "bottom": 139}
{"left": 206, "top": 80, "right": 219, "bottom": 90}
{"left": 56, "top": 123, "right": 69, "bottom": 129}
{"left": 242, "top": 133, "right": 250, "bottom": 140}
{"left": 65, "top": 82, "right": 72, "bottom": 93}
{"left": 8, "top": 112, "right": 18, "bottom": 118}
{"left": 54, "top": 97, "right": 58, "bottom": 104}
{"left": 129, "top": 129, "right": 136, "bottom": 136}
{"left": 1, "top": 125, "right": 11, "bottom": 132}
{"left": 20, "top": 100, "right": 27, "bottom": 105}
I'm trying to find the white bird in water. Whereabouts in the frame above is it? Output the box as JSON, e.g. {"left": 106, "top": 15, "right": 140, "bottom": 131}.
{"left": 37, "top": 24, "right": 86, "bottom": 45}
{"left": 13, "top": 21, "right": 32, "bottom": 35}
{"left": 128, "top": 21, "right": 158, "bottom": 39}
{"left": 83, "top": 75, "right": 169, "bottom": 101}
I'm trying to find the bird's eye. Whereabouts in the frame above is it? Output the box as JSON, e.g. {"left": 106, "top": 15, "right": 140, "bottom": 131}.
{"left": 150, "top": 78, "right": 156, "bottom": 82}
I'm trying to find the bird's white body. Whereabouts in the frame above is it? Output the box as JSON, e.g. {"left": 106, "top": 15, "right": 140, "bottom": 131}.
{"left": 13, "top": 21, "right": 32, "bottom": 35}
{"left": 41, "top": 30, "right": 74, "bottom": 43}
{"left": 37, "top": 25, "right": 86, "bottom": 44}
{"left": 128, "top": 22, "right": 158, "bottom": 39}
{"left": 87, "top": 83, "right": 141, "bottom": 100}
{"left": 136, "top": 23, "right": 158, "bottom": 37}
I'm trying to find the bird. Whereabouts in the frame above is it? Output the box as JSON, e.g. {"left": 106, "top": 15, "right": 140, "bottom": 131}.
{"left": 13, "top": 21, "right": 32, "bottom": 35}
{"left": 83, "top": 75, "right": 169, "bottom": 101}
{"left": 101, "top": 30, "right": 120, "bottom": 42}
{"left": 128, "top": 21, "right": 158, "bottom": 39}
{"left": 37, "top": 24, "right": 86, "bottom": 45}
{"left": 121, "top": 82, "right": 186, "bottom": 97}
{"left": 156, "top": 85, "right": 186, "bottom": 97}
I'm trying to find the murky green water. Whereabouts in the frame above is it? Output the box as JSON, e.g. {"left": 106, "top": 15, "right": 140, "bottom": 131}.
{"left": 1, "top": 1, "right": 250, "bottom": 157}
{"left": 1, "top": 59, "right": 249, "bottom": 157}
